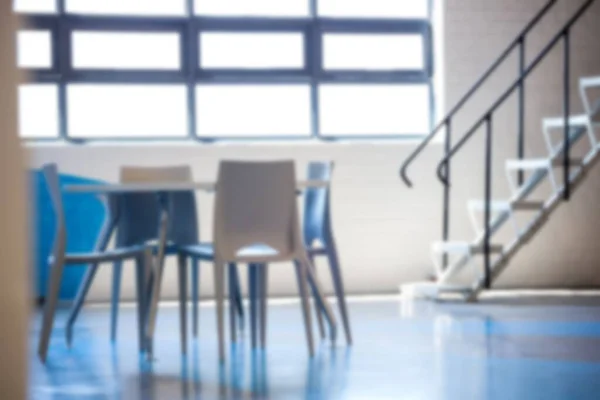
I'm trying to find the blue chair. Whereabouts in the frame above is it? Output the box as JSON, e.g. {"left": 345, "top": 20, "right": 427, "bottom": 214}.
{"left": 303, "top": 162, "right": 352, "bottom": 345}
{"left": 247, "top": 162, "right": 352, "bottom": 347}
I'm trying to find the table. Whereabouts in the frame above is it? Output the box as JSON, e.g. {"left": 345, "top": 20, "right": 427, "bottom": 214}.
{"left": 64, "top": 180, "right": 328, "bottom": 194}
{"left": 63, "top": 180, "right": 332, "bottom": 343}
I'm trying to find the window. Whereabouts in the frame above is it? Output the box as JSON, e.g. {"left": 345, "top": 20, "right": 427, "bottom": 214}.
{"left": 323, "top": 34, "right": 424, "bottom": 71}
{"left": 72, "top": 32, "right": 180, "bottom": 70}
{"left": 66, "top": 0, "right": 186, "bottom": 16}
{"left": 200, "top": 33, "right": 304, "bottom": 69}
{"left": 15, "top": 0, "right": 434, "bottom": 141}
{"left": 196, "top": 85, "right": 311, "bottom": 137}
{"left": 14, "top": 0, "right": 56, "bottom": 14}
{"left": 195, "top": 0, "right": 309, "bottom": 17}
{"left": 318, "top": 0, "right": 428, "bottom": 19}
{"left": 17, "top": 31, "right": 52, "bottom": 69}
{"left": 67, "top": 85, "right": 188, "bottom": 138}
{"left": 18, "top": 84, "right": 59, "bottom": 139}
{"left": 320, "top": 85, "right": 430, "bottom": 136}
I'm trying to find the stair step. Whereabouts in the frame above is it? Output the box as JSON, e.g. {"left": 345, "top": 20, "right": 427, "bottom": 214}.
{"left": 580, "top": 76, "right": 600, "bottom": 90}
{"left": 468, "top": 199, "right": 545, "bottom": 212}
{"left": 432, "top": 241, "right": 503, "bottom": 254}
{"left": 506, "top": 157, "right": 584, "bottom": 171}
{"left": 543, "top": 114, "right": 589, "bottom": 129}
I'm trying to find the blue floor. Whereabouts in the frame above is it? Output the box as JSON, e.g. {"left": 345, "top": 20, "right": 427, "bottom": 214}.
{"left": 29, "top": 296, "right": 600, "bottom": 399}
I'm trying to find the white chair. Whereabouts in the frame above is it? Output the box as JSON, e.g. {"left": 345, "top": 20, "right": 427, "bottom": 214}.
{"left": 147, "top": 160, "right": 337, "bottom": 361}
{"left": 38, "top": 164, "right": 154, "bottom": 363}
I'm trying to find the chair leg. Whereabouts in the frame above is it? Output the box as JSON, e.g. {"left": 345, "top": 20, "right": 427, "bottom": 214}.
{"left": 308, "top": 253, "right": 326, "bottom": 340}
{"left": 38, "top": 258, "right": 66, "bottom": 363}
{"left": 231, "top": 264, "right": 245, "bottom": 330}
{"left": 145, "top": 253, "right": 164, "bottom": 359}
{"left": 249, "top": 264, "right": 259, "bottom": 349}
{"left": 260, "top": 264, "right": 269, "bottom": 349}
{"left": 294, "top": 261, "right": 314, "bottom": 357}
{"left": 301, "top": 255, "right": 337, "bottom": 344}
{"left": 177, "top": 254, "right": 188, "bottom": 355}
{"left": 66, "top": 262, "right": 100, "bottom": 347}
{"left": 110, "top": 261, "right": 123, "bottom": 342}
{"left": 145, "top": 207, "right": 169, "bottom": 358}
{"left": 141, "top": 250, "right": 153, "bottom": 352}
{"left": 134, "top": 257, "right": 147, "bottom": 355}
{"left": 325, "top": 237, "right": 353, "bottom": 345}
{"left": 214, "top": 258, "right": 226, "bottom": 362}
{"left": 191, "top": 258, "right": 199, "bottom": 338}
{"left": 228, "top": 263, "right": 238, "bottom": 343}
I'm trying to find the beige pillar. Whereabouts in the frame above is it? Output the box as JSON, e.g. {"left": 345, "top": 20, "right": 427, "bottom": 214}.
{"left": 0, "top": 4, "right": 29, "bottom": 400}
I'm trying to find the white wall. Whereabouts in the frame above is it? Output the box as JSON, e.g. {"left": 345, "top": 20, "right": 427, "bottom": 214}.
{"left": 28, "top": 0, "right": 600, "bottom": 302}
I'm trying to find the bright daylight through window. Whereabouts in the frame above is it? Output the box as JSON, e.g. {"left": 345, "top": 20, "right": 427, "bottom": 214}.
{"left": 15, "top": 0, "right": 435, "bottom": 140}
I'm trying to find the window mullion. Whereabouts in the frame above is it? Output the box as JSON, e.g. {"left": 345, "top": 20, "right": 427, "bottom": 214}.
{"left": 56, "top": 0, "right": 71, "bottom": 141}
{"left": 185, "top": 0, "right": 198, "bottom": 141}
{"left": 309, "top": 0, "right": 320, "bottom": 139}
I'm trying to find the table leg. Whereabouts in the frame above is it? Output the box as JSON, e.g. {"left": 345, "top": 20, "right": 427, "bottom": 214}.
{"left": 249, "top": 265, "right": 258, "bottom": 349}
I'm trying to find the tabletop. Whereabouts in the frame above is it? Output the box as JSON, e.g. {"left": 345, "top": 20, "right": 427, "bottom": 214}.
{"left": 64, "top": 180, "right": 328, "bottom": 194}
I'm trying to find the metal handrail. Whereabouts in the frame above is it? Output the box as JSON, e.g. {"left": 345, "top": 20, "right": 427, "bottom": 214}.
{"left": 399, "top": 0, "right": 558, "bottom": 188}
{"left": 435, "top": 0, "right": 597, "bottom": 186}
{"left": 435, "top": 0, "right": 597, "bottom": 290}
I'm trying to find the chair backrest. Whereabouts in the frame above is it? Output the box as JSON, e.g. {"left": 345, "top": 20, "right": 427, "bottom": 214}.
{"left": 42, "top": 164, "right": 66, "bottom": 262}
{"left": 303, "top": 162, "right": 334, "bottom": 246}
{"left": 213, "top": 160, "right": 301, "bottom": 260}
{"left": 117, "top": 166, "right": 198, "bottom": 246}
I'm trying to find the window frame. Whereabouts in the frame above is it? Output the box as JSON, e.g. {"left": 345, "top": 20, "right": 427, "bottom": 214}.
{"left": 17, "top": 0, "right": 435, "bottom": 142}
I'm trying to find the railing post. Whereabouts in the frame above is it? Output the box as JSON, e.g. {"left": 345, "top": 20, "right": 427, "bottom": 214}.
{"left": 518, "top": 37, "right": 526, "bottom": 185}
{"left": 442, "top": 119, "right": 451, "bottom": 270}
{"left": 563, "top": 30, "right": 571, "bottom": 200}
{"left": 484, "top": 115, "right": 493, "bottom": 289}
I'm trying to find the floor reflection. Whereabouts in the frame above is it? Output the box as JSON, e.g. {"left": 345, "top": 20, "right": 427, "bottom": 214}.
{"left": 125, "top": 342, "right": 352, "bottom": 399}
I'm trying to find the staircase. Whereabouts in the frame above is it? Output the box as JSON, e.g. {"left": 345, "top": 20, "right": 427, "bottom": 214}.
{"left": 398, "top": 0, "right": 600, "bottom": 301}
{"left": 404, "top": 80, "right": 600, "bottom": 301}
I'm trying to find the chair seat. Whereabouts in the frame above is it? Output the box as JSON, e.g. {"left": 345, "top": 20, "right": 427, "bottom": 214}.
{"left": 178, "top": 243, "right": 286, "bottom": 261}
{"left": 52, "top": 245, "right": 148, "bottom": 265}
{"left": 155, "top": 242, "right": 180, "bottom": 255}
{"left": 237, "top": 244, "right": 280, "bottom": 258}
{"left": 178, "top": 243, "right": 215, "bottom": 259}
